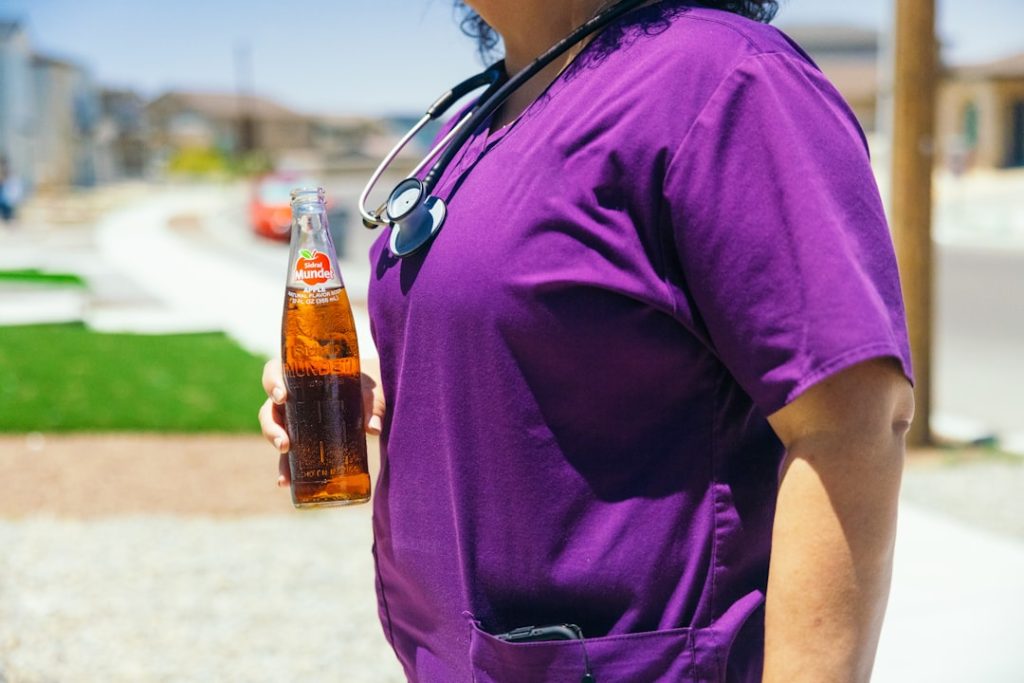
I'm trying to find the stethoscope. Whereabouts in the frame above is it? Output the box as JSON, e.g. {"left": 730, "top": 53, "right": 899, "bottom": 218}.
{"left": 358, "top": 0, "right": 651, "bottom": 258}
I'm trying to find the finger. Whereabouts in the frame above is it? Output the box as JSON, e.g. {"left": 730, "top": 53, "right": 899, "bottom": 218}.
{"left": 368, "top": 390, "right": 386, "bottom": 435}
{"left": 361, "top": 372, "right": 379, "bottom": 434}
{"left": 278, "top": 452, "right": 290, "bottom": 487}
{"left": 259, "top": 398, "right": 290, "bottom": 453}
{"left": 261, "top": 357, "right": 287, "bottom": 404}
{"left": 361, "top": 371, "right": 376, "bottom": 415}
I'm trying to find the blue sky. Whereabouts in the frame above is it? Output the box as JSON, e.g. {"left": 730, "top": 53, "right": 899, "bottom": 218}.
{"left": 2, "top": 0, "right": 1022, "bottom": 115}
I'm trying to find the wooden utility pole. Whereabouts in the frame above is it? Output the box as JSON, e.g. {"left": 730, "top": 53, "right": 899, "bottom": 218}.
{"left": 891, "top": 0, "right": 937, "bottom": 447}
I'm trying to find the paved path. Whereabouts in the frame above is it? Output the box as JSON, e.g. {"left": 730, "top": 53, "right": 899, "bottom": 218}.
{"left": 875, "top": 503, "right": 1024, "bottom": 682}
{"left": 0, "top": 184, "right": 376, "bottom": 360}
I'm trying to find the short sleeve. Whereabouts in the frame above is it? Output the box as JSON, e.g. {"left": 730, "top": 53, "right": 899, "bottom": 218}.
{"left": 662, "top": 51, "right": 913, "bottom": 416}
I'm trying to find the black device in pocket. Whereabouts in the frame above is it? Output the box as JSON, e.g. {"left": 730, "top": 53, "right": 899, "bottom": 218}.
{"left": 494, "top": 623, "right": 595, "bottom": 682}
{"left": 496, "top": 624, "right": 584, "bottom": 642}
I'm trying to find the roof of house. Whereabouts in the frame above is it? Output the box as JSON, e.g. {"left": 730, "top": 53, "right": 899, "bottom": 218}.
{"left": 0, "top": 20, "right": 23, "bottom": 41}
{"left": 31, "top": 53, "right": 83, "bottom": 71}
{"left": 310, "top": 113, "right": 386, "bottom": 130}
{"left": 953, "top": 52, "right": 1024, "bottom": 80}
{"left": 147, "top": 91, "right": 306, "bottom": 122}
{"left": 814, "top": 59, "right": 879, "bottom": 105}
{"left": 779, "top": 24, "right": 879, "bottom": 55}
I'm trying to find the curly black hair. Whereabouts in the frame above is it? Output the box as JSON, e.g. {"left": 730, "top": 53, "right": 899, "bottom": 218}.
{"left": 455, "top": 1, "right": 780, "bottom": 60}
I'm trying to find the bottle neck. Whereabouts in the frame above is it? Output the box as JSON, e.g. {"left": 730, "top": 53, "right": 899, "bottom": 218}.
{"left": 292, "top": 200, "right": 328, "bottom": 234}
{"left": 287, "top": 201, "right": 342, "bottom": 289}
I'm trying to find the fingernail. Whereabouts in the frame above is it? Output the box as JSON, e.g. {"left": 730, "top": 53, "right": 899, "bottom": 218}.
{"left": 272, "top": 387, "right": 285, "bottom": 403}
{"left": 273, "top": 436, "right": 284, "bottom": 452}
{"left": 277, "top": 475, "right": 286, "bottom": 487}
{"left": 368, "top": 415, "right": 382, "bottom": 433}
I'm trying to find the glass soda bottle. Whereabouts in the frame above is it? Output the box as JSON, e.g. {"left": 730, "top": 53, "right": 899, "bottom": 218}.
{"left": 281, "top": 187, "right": 370, "bottom": 507}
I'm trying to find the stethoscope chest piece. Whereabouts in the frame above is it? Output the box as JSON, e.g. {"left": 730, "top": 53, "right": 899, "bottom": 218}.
{"left": 386, "top": 178, "right": 447, "bottom": 257}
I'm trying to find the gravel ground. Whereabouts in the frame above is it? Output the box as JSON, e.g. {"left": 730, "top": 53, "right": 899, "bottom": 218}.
{"left": 0, "top": 514, "right": 404, "bottom": 683}
{"left": 0, "top": 435, "right": 404, "bottom": 683}
{"left": 0, "top": 436, "right": 1020, "bottom": 682}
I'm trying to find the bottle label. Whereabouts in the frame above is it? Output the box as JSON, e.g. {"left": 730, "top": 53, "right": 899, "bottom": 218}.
{"left": 287, "top": 288, "right": 341, "bottom": 307}
{"left": 294, "top": 249, "right": 335, "bottom": 286}
{"left": 286, "top": 356, "right": 360, "bottom": 377}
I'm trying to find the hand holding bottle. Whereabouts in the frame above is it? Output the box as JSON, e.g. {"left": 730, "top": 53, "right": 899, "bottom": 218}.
{"left": 259, "top": 356, "right": 386, "bottom": 488}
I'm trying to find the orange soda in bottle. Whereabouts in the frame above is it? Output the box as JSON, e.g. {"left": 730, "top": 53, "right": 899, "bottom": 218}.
{"left": 281, "top": 187, "right": 370, "bottom": 507}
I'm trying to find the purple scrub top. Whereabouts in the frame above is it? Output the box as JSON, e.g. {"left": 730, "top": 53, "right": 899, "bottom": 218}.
{"left": 366, "top": 3, "right": 913, "bottom": 681}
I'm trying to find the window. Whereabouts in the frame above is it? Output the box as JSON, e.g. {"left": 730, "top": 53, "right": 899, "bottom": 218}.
{"left": 963, "top": 101, "right": 979, "bottom": 149}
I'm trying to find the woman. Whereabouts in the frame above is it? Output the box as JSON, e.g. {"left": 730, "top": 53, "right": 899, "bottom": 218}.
{"left": 260, "top": 1, "right": 915, "bottom": 681}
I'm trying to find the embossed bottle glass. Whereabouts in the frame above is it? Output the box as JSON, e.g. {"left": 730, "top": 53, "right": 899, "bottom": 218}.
{"left": 281, "top": 187, "right": 370, "bottom": 507}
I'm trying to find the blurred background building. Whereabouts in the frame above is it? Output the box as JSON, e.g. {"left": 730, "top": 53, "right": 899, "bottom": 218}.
{"left": 0, "top": 17, "right": 431, "bottom": 197}
{"left": 782, "top": 24, "right": 881, "bottom": 132}
{"left": 785, "top": 22, "right": 1024, "bottom": 173}
{"left": 0, "top": 21, "right": 34, "bottom": 186}
{"left": 146, "top": 90, "right": 311, "bottom": 161}
{"left": 940, "top": 53, "right": 1024, "bottom": 170}
{"left": 30, "top": 53, "right": 100, "bottom": 188}
{"left": 95, "top": 88, "right": 149, "bottom": 181}
{"left": 5, "top": 14, "right": 1022, "bottom": 202}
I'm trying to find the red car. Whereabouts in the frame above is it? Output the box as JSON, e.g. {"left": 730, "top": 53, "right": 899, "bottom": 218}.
{"left": 249, "top": 173, "right": 318, "bottom": 241}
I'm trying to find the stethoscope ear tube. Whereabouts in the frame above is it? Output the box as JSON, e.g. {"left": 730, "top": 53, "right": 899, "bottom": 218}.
{"left": 426, "top": 63, "right": 507, "bottom": 119}
{"left": 360, "top": 0, "right": 650, "bottom": 256}
{"left": 419, "top": 0, "right": 649, "bottom": 194}
{"left": 358, "top": 63, "right": 507, "bottom": 230}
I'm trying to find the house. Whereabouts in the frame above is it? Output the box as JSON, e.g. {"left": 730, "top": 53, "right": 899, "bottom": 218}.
{"left": 1, "top": 21, "right": 103, "bottom": 190}
{"left": 310, "top": 114, "right": 389, "bottom": 162}
{"left": 146, "top": 90, "right": 313, "bottom": 159}
{"left": 31, "top": 53, "right": 101, "bottom": 188}
{"left": 95, "top": 88, "right": 150, "bottom": 181}
{"left": 940, "top": 53, "right": 1024, "bottom": 170}
{"left": 0, "top": 21, "right": 35, "bottom": 186}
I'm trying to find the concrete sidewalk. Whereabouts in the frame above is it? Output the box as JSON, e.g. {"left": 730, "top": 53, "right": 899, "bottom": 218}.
{"left": 874, "top": 502, "right": 1024, "bottom": 682}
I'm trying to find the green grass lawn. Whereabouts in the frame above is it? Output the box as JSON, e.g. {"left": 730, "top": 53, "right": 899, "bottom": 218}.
{"left": 0, "top": 269, "right": 85, "bottom": 287}
{"left": 0, "top": 323, "right": 267, "bottom": 432}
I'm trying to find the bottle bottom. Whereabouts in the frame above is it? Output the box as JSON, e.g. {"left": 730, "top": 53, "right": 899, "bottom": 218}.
{"left": 291, "top": 472, "right": 371, "bottom": 509}
{"left": 293, "top": 495, "right": 370, "bottom": 509}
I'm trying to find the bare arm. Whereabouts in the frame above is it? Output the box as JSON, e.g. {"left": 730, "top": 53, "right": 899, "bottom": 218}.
{"left": 763, "top": 358, "right": 914, "bottom": 683}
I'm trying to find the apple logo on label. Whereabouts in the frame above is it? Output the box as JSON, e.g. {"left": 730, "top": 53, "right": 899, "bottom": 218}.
{"left": 295, "top": 249, "right": 333, "bottom": 285}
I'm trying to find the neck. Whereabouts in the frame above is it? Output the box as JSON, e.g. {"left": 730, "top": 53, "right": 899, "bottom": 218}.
{"left": 468, "top": 0, "right": 613, "bottom": 74}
